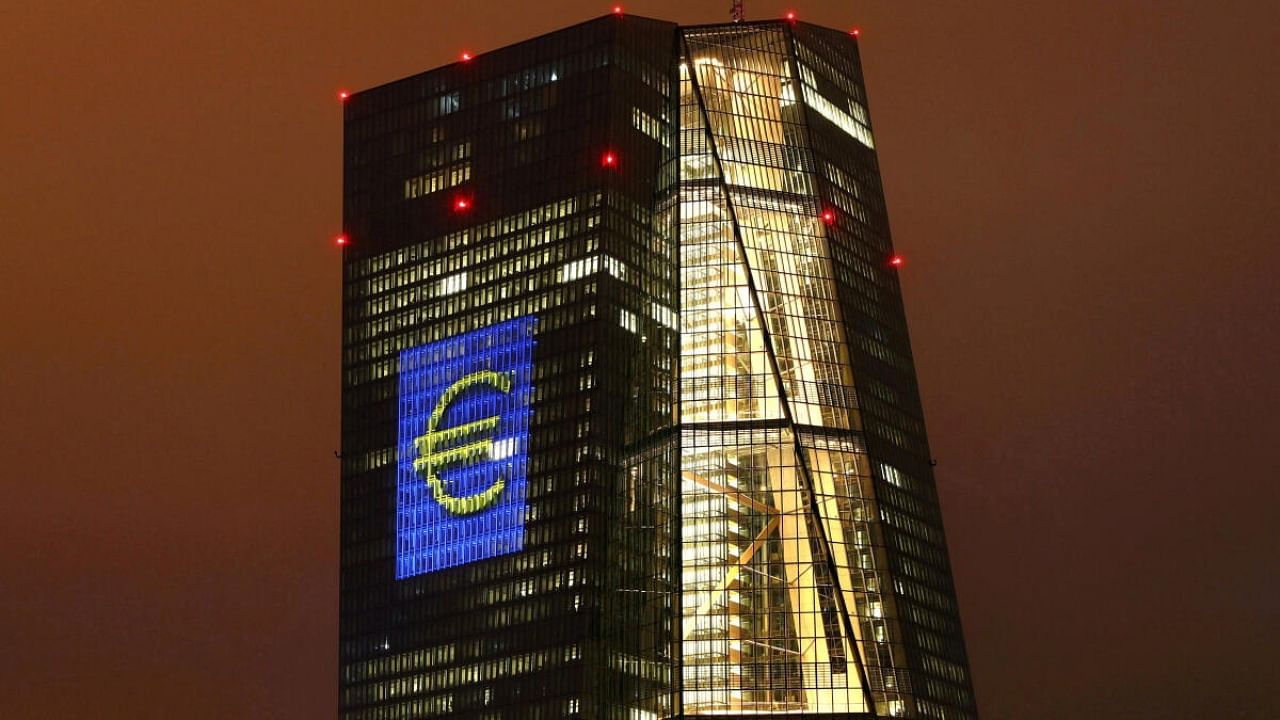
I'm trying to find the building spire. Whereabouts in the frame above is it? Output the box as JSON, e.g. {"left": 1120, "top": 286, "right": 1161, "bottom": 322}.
{"left": 730, "top": 0, "right": 745, "bottom": 23}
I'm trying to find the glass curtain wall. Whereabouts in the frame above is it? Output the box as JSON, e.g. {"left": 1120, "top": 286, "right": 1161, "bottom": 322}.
{"left": 677, "top": 23, "right": 913, "bottom": 717}
{"left": 340, "top": 16, "right": 681, "bottom": 719}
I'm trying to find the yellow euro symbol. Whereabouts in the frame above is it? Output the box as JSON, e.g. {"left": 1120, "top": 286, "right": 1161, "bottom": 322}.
{"left": 413, "top": 370, "right": 515, "bottom": 515}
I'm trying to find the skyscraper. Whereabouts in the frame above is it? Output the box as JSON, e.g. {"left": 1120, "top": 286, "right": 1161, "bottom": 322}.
{"left": 340, "top": 13, "right": 977, "bottom": 720}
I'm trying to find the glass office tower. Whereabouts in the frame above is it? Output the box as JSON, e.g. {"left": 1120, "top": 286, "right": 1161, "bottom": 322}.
{"left": 341, "top": 14, "right": 976, "bottom": 720}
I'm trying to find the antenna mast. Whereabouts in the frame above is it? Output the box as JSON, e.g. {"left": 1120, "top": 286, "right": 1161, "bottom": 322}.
{"left": 730, "top": 0, "right": 745, "bottom": 23}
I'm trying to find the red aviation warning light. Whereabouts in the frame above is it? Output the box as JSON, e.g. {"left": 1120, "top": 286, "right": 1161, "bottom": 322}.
{"left": 821, "top": 209, "right": 835, "bottom": 224}
{"left": 460, "top": 51, "right": 473, "bottom": 61}
{"left": 889, "top": 254, "right": 905, "bottom": 268}
{"left": 453, "top": 196, "right": 472, "bottom": 212}
{"left": 785, "top": 11, "right": 797, "bottom": 23}
{"left": 850, "top": 27, "right": 862, "bottom": 37}
{"left": 338, "top": 89, "right": 351, "bottom": 101}
{"left": 612, "top": 5, "right": 623, "bottom": 15}
{"left": 602, "top": 150, "right": 618, "bottom": 168}
{"left": 335, "top": 234, "right": 349, "bottom": 246}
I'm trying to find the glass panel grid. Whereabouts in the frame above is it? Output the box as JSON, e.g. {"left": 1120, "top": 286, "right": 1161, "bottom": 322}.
{"left": 678, "top": 23, "right": 913, "bottom": 717}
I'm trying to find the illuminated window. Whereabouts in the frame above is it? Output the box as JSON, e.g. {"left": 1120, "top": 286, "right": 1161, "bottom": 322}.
{"left": 438, "top": 271, "right": 468, "bottom": 296}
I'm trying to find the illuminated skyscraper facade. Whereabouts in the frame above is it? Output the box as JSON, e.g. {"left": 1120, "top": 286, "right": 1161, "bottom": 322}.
{"left": 341, "top": 14, "right": 976, "bottom": 720}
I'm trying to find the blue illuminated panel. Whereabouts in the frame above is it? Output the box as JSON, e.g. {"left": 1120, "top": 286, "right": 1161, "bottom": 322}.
{"left": 396, "top": 317, "right": 536, "bottom": 578}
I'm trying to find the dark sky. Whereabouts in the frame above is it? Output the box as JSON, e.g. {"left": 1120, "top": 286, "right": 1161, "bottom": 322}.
{"left": 2, "top": 1, "right": 1278, "bottom": 718}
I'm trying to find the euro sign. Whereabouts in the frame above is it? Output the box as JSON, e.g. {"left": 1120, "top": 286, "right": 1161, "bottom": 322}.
{"left": 413, "top": 370, "right": 514, "bottom": 515}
